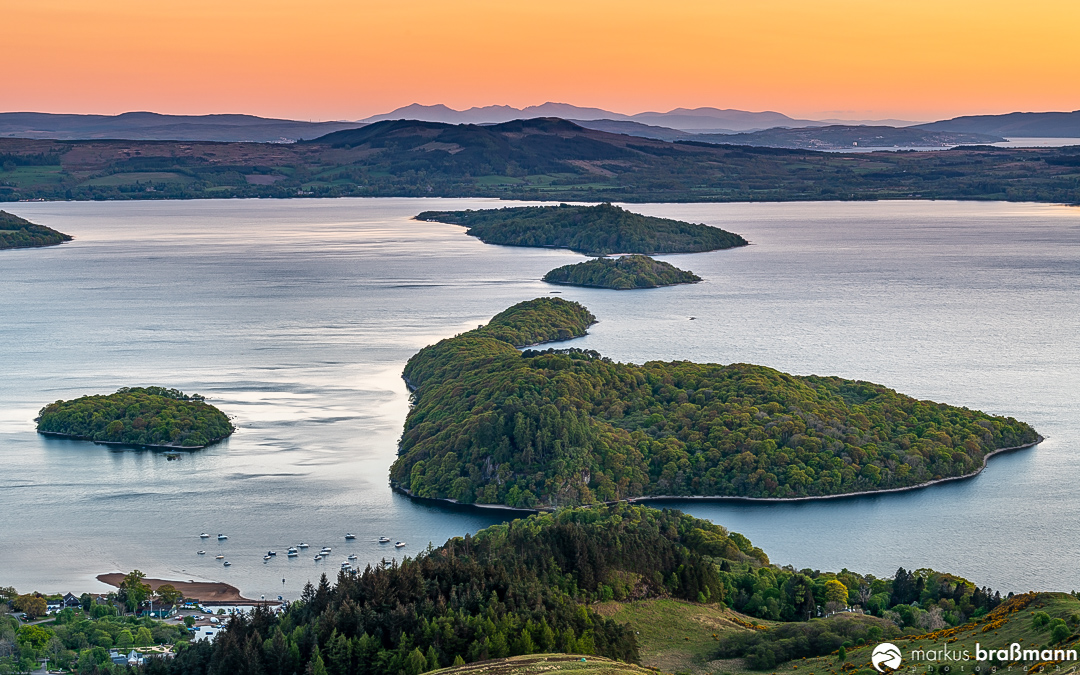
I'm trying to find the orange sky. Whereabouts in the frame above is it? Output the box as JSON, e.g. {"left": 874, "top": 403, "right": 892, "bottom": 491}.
{"left": 6, "top": 0, "right": 1080, "bottom": 121}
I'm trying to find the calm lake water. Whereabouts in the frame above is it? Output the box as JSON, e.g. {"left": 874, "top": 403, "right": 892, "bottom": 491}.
{"left": 1, "top": 198, "right": 1077, "bottom": 600}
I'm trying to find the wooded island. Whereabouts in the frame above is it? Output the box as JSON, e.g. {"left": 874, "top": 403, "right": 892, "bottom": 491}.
{"left": 391, "top": 298, "right": 1039, "bottom": 508}
{"left": 543, "top": 255, "right": 701, "bottom": 289}
{"left": 416, "top": 203, "right": 748, "bottom": 255}
{"left": 0, "top": 210, "right": 72, "bottom": 249}
{"left": 36, "top": 386, "right": 234, "bottom": 449}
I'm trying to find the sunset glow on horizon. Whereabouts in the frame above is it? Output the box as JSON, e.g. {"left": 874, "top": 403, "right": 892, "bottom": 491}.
{"left": 7, "top": 0, "right": 1080, "bottom": 121}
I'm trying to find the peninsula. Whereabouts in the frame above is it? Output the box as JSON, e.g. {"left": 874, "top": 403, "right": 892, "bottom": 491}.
{"left": 416, "top": 203, "right": 748, "bottom": 255}
{"left": 0, "top": 210, "right": 72, "bottom": 249}
{"left": 36, "top": 386, "right": 234, "bottom": 449}
{"left": 391, "top": 298, "right": 1039, "bottom": 508}
{"left": 543, "top": 255, "right": 701, "bottom": 289}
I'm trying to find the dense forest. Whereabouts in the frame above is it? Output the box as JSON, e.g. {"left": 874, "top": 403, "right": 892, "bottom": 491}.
{"left": 416, "top": 203, "right": 748, "bottom": 255}
{"left": 0, "top": 210, "right": 72, "bottom": 249}
{"left": 36, "top": 387, "right": 234, "bottom": 448}
{"left": 2, "top": 119, "right": 1078, "bottom": 204}
{"left": 391, "top": 299, "right": 1038, "bottom": 508}
{"left": 67, "top": 504, "right": 1009, "bottom": 675}
{"left": 543, "top": 255, "right": 701, "bottom": 289}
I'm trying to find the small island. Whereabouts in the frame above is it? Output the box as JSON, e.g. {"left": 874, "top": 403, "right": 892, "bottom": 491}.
{"left": 543, "top": 254, "right": 701, "bottom": 289}
{"left": 392, "top": 298, "right": 1040, "bottom": 508}
{"left": 36, "top": 386, "right": 234, "bottom": 449}
{"left": 0, "top": 210, "right": 72, "bottom": 249}
{"left": 416, "top": 202, "right": 748, "bottom": 255}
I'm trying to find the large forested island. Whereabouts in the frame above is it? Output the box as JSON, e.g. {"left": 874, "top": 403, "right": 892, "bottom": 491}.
{"left": 391, "top": 298, "right": 1038, "bottom": 508}
{"left": 36, "top": 386, "right": 234, "bottom": 448}
{"left": 417, "top": 203, "right": 748, "bottom": 255}
{"left": 0, "top": 210, "right": 71, "bottom": 249}
{"left": 544, "top": 255, "right": 701, "bottom": 289}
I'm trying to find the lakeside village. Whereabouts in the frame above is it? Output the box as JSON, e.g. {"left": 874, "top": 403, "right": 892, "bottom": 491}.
{"left": 1, "top": 572, "right": 283, "bottom": 673}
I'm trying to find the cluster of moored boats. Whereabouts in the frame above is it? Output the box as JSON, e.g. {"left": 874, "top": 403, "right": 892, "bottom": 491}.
{"left": 195, "top": 532, "right": 406, "bottom": 569}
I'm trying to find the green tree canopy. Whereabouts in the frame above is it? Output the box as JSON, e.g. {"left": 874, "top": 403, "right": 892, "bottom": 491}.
{"left": 36, "top": 387, "right": 233, "bottom": 449}
{"left": 392, "top": 298, "right": 1040, "bottom": 507}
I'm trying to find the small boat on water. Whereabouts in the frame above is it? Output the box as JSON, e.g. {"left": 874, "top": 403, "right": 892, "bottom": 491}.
{"left": 347, "top": 554, "right": 357, "bottom": 560}
{"left": 263, "top": 555, "right": 271, "bottom": 561}
{"left": 223, "top": 561, "right": 231, "bottom": 566}
{"left": 200, "top": 533, "right": 210, "bottom": 539}
{"left": 266, "top": 550, "right": 277, "bottom": 556}
{"left": 378, "top": 537, "right": 390, "bottom": 543}
{"left": 287, "top": 550, "right": 298, "bottom": 557}
{"left": 345, "top": 533, "right": 356, "bottom": 540}
{"left": 297, "top": 543, "right": 309, "bottom": 549}
{"left": 215, "top": 555, "right": 225, "bottom": 560}
{"left": 341, "top": 562, "right": 351, "bottom": 569}
{"left": 197, "top": 550, "right": 206, "bottom": 555}
{"left": 395, "top": 541, "right": 406, "bottom": 548}
{"left": 287, "top": 546, "right": 298, "bottom": 553}
{"left": 313, "top": 555, "right": 322, "bottom": 561}
{"left": 320, "top": 547, "right": 332, "bottom": 554}
{"left": 217, "top": 534, "right": 228, "bottom": 540}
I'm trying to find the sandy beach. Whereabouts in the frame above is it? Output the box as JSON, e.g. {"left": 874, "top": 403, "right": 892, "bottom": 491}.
{"left": 96, "top": 573, "right": 257, "bottom": 603}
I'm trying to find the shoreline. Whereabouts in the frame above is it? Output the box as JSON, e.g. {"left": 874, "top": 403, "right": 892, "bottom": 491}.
{"left": 542, "top": 279, "right": 700, "bottom": 290}
{"left": 391, "top": 436, "right": 1043, "bottom": 514}
{"left": 37, "top": 429, "right": 231, "bottom": 451}
{"left": 96, "top": 574, "right": 276, "bottom": 606}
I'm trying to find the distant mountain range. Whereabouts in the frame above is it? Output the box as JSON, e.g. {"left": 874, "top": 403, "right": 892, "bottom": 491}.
{"left": 0, "top": 111, "right": 359, "bottom": 143}
{"left": 0, "top": 106, "right": 1077, "bottom": 146}
{"left": 357, "top": 102, "right": 915, "bottom": 133}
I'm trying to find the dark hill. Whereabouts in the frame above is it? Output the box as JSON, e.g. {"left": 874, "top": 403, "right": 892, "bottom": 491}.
{"left": 916, "top": 110, "right": 1080, "bottom": 138}
{"left": 309, "top": 118, "right": 638, "bottom": 175}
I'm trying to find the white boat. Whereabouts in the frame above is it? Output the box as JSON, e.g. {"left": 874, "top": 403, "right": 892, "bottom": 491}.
{"left": 345, "top": 533, "right": 356, "bottom": 540}
{"left": 347, "top": 554, "right": 357, "bottom": 560}
{"left": 320, "top": 547, "right": 332, "bottom": 554}
{"left": 217, "top": 534, "right": 228, "bottom": 540}
{"left": 197, "top": 550, "right": 206, "bottom": 555}
{"left": 313, "top": 555, "right": 322, "bottom": 561}
{"left": 378, "top": 537, "right": 390, "bottom": 543}
{"left": 287, "top": 547, "right": 298, "bottom": 553}
{"left": 263, "top": 555, "right": 271, "bottom": 561}
{"left": 341, "top": 562, "right": 351, "bottom": 568}
{"left": 395, "top": 542, "right": 406, "bottom": 548}
{"left": 297, "top": 543, "right": 309, "bottom": 549}
{"left": 287, "top": 550, "right": 298, "bottom": 557}
{"left": 223, "top": 561, "right": 231, "bottom": 566}
{"left": 200, "top": 533, "right": 210, "bottom": 539}
{"left": 215, "top": 555, "right": 225, "bottom": 560}
{"left": 266, "top": 550, "right": 277, "bottom": 556}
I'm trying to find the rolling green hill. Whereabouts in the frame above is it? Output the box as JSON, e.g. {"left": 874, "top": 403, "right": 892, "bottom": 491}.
{"left": 0, "top": 210, "right": 71, "bottom": 249}
{"left": 391, "top": 298, "right": 1039, "bottom": 508}
{"left": 36, "top": 386, "right": 234, "bottom": 449}
{"left": 418, "top": 203, "right": 747, "bottom": 255}
{"left": 127, "top": 503, "right": 1075, "bottom": 675}
{"left": 544, "top": 255, "right": 702, "bottom": 289}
